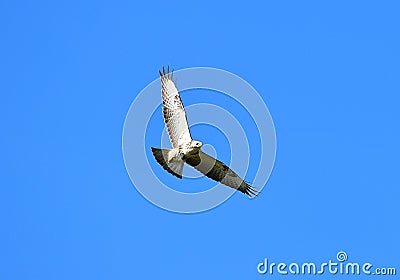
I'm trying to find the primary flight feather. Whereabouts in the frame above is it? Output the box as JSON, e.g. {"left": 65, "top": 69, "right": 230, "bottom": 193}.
{"left": 151, "top": 66, "right": 257, "bottom": 197}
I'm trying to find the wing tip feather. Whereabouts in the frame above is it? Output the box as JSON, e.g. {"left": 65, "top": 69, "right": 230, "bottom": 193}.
{"left": 241, "top": 181, "right": 260, "bottom": 198}
{"left": 159, "top": 65, "right": 174, "bottom": 82}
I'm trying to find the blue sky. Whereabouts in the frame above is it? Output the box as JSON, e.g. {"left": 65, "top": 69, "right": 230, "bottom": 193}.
{"left": 1, "top": 0, "right": 399, "bottom": 279}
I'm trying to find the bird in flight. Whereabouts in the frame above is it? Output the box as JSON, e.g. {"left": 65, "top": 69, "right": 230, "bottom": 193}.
{"left": 151, "top": 66, "right": 257, "bottom": 197}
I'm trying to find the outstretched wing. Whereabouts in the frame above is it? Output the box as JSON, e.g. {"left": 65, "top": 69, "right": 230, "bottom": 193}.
{"left": 185, "top": 151, "right": 258, "bottom": 197}
{"left": 159, "top": 66, "right": 192, "bottom": 148}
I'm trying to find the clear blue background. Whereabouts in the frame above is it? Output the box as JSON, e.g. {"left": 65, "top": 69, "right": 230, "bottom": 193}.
{"left": 1, "top": 0, "right": 399, "bottom": 279}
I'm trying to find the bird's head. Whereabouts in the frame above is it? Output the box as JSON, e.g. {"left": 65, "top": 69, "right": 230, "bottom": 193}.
{"left": 191, "top": 140, "right": 203, "bottom": 150}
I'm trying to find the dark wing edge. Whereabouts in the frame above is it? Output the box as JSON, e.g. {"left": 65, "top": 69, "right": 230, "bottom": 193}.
{"left": 151, "top": 147, "right": 183, "bottom": 179}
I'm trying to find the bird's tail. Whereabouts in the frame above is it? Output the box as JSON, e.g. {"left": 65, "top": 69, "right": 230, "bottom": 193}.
{"left": 151, "top": 147, "right": 184, "bottom": 179}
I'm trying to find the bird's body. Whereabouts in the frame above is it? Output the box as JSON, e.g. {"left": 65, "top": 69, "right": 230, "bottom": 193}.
{"left": 151, "top": 66, "right": 257, "bottom": 197}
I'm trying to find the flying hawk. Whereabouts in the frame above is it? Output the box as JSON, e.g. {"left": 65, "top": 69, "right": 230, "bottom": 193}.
{"left": 151, "top": 66, "right": 258, "bottom": 197}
